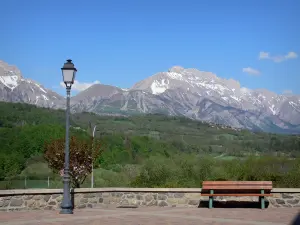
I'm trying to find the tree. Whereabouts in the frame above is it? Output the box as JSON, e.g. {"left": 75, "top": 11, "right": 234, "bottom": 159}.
{"left": 44, "top": 136, "right": 102, "bottom": 188}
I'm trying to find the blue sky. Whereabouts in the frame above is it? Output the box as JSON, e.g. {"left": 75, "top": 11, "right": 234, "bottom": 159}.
{"left": 0, "top": 0, "right": 299, "bottom": 95}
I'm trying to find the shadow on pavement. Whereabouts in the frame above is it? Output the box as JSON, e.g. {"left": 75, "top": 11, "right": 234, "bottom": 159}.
{"left": 290, "top": 213, "right": 300, "bottom": 225}
{"left": 199, "top": 200, "right": 270, "bottom": 208}
{"left": 71, "top": 188, "right": 75, "bottom": 210}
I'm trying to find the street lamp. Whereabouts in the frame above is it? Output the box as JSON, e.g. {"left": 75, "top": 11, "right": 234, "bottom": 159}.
{"left": 91, "top": 125, "right": 100, "bottom": 188}
{"left": 60, "top": 59, "right": 77, "bottom": 214}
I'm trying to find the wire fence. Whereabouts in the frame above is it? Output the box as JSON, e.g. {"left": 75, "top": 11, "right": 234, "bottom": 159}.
{"left": 0, "top": 177, "right": 64, "bottom": 189}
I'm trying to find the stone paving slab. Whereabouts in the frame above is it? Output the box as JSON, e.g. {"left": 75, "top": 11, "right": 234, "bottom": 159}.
{"left": 0, "top": 207, "right": 299, "bottom": 225}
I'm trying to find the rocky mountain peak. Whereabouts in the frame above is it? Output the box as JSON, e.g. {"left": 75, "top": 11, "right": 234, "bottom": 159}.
{"left": 0, "top": 59, "right": 65, "bottom": 109}
{"left": 0, "top": 60, "right": 22, "bottom": 78}
{"left": 72, "top": 83, "right": 123, "bottom": 102}
{"left": 0, "top": 61, "right": 23, "bottom": 90}
{"left": 168, "top": 66, "right": 185, "bottom": 73}
{"left": 224, "top": 78, "right": 241, "bottom": 90}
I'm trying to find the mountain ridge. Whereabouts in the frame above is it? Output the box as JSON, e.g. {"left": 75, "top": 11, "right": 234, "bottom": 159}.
{"left": 1, "top": 60, "right": 299, "bottom": 134}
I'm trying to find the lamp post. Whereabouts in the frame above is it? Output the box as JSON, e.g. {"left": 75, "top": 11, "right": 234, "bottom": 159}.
{"left": 91, "top": 125, "right": 98, "bottom": 188}
{"left": 60, "top": 59, "right": 77, "bottom": 214}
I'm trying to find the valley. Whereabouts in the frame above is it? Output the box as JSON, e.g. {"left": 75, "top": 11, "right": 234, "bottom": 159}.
{"left": 0, "top": 101, "right": 300, "bottom": 189}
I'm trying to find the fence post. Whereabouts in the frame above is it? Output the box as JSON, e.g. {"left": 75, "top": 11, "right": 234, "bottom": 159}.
{"left": 48, "top": 176, "right": 50, "bottom": 188}
{"left": 24, "top": 176, "right": 27, "bottom": 189}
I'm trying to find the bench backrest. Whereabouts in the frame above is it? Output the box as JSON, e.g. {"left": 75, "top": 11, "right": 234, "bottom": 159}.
{"left": 202, "top": 181, "right": 273, "bottom": 193}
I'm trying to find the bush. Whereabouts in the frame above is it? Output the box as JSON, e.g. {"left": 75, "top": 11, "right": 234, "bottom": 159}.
{"left": 130, "top": 154, "right": 300, "bottom": 188}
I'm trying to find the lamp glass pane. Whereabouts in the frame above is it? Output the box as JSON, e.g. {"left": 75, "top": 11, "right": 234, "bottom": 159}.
{"left": 72, "top": 70, "right": 76, "bottom": 82}
{"left": 62, "top": 70, "right": 74, "bottom": 83}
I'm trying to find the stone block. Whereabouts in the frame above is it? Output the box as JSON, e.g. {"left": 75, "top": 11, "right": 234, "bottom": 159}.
{"left": 127, "top": 199, "right": 137, "bottom": 205}
{"left": 167, "top": 193, "right": 174, "bottom": 197}
{"left": 188, "top": 199, "right": 199, "bottom": 205}
{"left": 38, "top": 200, "right": 47, "bottom": 207}
{"left": 88, "top": 198, "right": 98, "bottom": 204}
{"left": 145, "top": 194, "right": 153, "bottom": 202}
{"left": 167, "top": 198, "right": 178, "bottom": 204}
{"left": 95, "top": 193, "right": 102, "bottom": 197}
{"left": 48, "top": 201, "right": 57, "bottom": 206}
{"left": 74, "top": 197, "right": 81, "bottom": 206}
{"left": 10, "top": 199, "right": 24, "bottom": 207}
{"left": 146, "top": 200, "right": 157, "bottom": 206}
{"left": 112, "top": 192, "right": 123, "bottom": 197}
{"left": 51, "top": 194, "right": 61, "bottom": 199}
{"left": 80, "top": 198, "right": 88, "bottom": 204}
{"left": 102, "top": 192, "right": 110, "bottom": 197}
{"left": 276, "top": 199, "right": 285, "bottom": 205}
{"left": 158, "top": 200, "right": 168, "bottom": 207}
{"left": 103, "top": 198, "right": 110, "bottom": 204}
{"left": 177, "top": 198, "right": 188, "bottom": 204}
{"left": 23, "top": 195, "right": 33, "bottom": 200}
{"left": 282, "top": 193, "right": 294, "bottom": 199}
{"left": 55, "top": 195, "right": 63, "bottom": 202}
{"left": 32, "top": 195, "right": 43, "bottom": 200}
{"left": 78, "top": 204, "right": 86, "bottom": 209}
{"left": 126, "top": 193, "right": 135, "bottom": 198}
{"left": 0, "top": 200, "right": 10, "bottom": 208}
{"left": 25, "top": 199, "right": 35, "bottom": 208}
{"left": 44, "top": 206, "right": 54, "bottom": 210}
{"left": 43, "top": 195, "right": 51, "bottom": 202}
{"left": 83, "top": 193, "right": 97, "bottom": 198}
{"left": 185, "top": 193, "right": 200, "bottom": 199}
{"left": 158, "top": 194, "right": 167, "bottom": 200}
{"left": 136, "top": 194, "right": 144, "bottom": 200}
{"left": 120, "top": 199, "right": 129, "bottom": 206}
{"left": 287, "top": 199, "right": 299, "bottom": 205}
{"left": 174, "top": 193, "right": 184, "bottom": 198}
{"left": 110, "top": 197, "right": 121, "bottom": 203}
{"left": 271, "top": 193, "right": 282, "bottom": 198}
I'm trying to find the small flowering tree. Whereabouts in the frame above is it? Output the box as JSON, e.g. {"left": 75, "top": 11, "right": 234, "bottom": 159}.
{"left": 44, "top": 136, "right": 102, "bottom": 188}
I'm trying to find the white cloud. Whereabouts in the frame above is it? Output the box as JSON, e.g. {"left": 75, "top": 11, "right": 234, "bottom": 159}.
{"left": 259, "top": 52, "right": 270, "bottom": 59}
{"left": 285, "top": 52, "right": 298, "bottom": 59}
{"left": 283, "top": 90, "right": 293, "bottom": 94}
{"left": 259, "top": 51, "right": 298, "bottom": 63}
{"left": 60, "top": 80, "right": 100, "bottom": 91}
{"left": 242, "top": 67, "right": 261, "bottom": 76}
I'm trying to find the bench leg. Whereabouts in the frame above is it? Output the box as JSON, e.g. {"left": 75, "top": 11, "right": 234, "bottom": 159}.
{"left": 209, "top": 190, "right": 214, "bottom": 209}
{"left": 260, "top": 190, "right": 265, "bottom": 209}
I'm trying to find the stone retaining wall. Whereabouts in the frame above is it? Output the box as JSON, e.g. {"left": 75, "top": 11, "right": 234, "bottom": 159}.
{"left": 0, "top": 188, "right": 300, "bottom": 211}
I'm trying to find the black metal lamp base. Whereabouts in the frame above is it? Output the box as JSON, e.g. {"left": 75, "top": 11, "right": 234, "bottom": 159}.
{"left": 60, "top": 207, "right": 73, "bottom": 214}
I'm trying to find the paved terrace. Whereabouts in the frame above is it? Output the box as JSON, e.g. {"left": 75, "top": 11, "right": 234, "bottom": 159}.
{"left": 0, "top": 207, "right": 299, "bottom": 225}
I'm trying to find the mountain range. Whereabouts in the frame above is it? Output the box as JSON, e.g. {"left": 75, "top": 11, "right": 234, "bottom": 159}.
{"left": 1, "top": 60, "right": 300, "bottom": 134}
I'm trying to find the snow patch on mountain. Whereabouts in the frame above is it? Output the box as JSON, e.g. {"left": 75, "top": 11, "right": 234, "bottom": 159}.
{"left": 0, "top": 75, "right": 19, "bottom": 90}
{"left": 34, "top": 83, "right": 47, "bottom": 93}
{"left": 167, "top": 72, "right": 183, "bottom": 80}
{"left": 230, "top": 95, "right": 241, "bottom": 102}
{"left": 269, "top": 104, "right": 277, "bottom": 115}
{"left": 289, "top": 101, "right": 298, "bottom": 109}
{"left": 151, "top": 79, "right": 169, "bottom": 94}
{"left": 41, "top": 94, "right": 49, "bottom": 101}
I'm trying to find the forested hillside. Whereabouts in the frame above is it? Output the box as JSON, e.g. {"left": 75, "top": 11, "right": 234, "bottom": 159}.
{"left": 1, "top": 101, "right": 300, "bottom": 189}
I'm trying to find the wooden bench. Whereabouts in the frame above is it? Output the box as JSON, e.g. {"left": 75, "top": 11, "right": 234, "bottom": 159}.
{"left": 201, "top": 181, "right": 273, "bottom": 209}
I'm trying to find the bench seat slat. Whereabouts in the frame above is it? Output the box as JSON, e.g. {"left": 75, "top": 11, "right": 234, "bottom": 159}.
{"left": 202, "top": 185, "right": 272, "bottom": 190}
{"left": 203, "top": 181, "right": 272, "bottom": 185}
{"left": 201, "top": 193, "right": 272, "bottom": 197}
